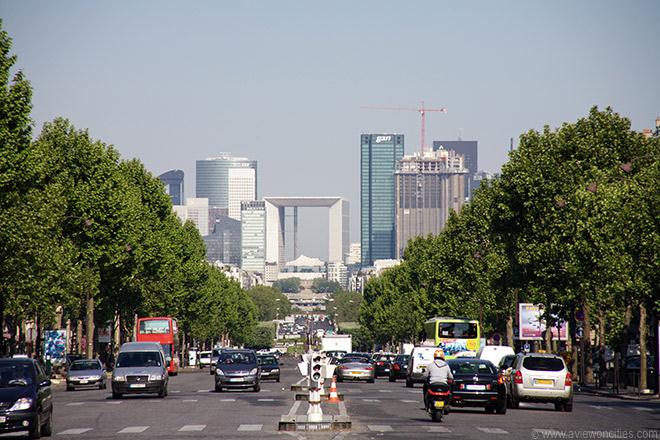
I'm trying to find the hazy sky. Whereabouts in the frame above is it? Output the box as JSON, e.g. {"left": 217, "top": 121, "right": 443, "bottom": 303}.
{"left": 3, "top": 1, "right": 659, "bottom": 260}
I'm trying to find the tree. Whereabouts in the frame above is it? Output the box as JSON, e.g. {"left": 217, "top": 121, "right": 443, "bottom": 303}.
{"left": 312, "top": 279, "right": 341, "bottom": 293}
{"left": 248, "top": 286, "right": 292, "bottom": 321}
{"left": 272, "top": 278, "right": 301, "bottom": 293}
{"left": 325, "top": 291, "right": 362, "bottom": 323}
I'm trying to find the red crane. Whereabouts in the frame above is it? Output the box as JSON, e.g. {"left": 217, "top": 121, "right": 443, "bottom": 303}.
{"left": 362, "top": 101, "right": 447, "bottom": 153}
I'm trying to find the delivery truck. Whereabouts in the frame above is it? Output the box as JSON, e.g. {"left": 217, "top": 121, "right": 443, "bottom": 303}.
{"left": 321, "top": 334, "right": 352, "bottom": 354}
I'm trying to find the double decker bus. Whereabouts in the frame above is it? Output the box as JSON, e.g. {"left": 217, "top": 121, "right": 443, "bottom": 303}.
{"left": 135, "top": 317, "right": 179, "bottom": 375}
{"left": 424, "top": 317, "right": 481, "bottom": 359}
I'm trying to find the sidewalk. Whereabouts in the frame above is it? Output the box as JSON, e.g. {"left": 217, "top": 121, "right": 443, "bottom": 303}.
{"left": 576, "top": 385, "right": 659, "bottom": 401}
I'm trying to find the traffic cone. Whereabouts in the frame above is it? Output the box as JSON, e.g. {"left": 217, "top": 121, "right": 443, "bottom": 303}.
{"left": 328, "top": 375, "right": 340, "bottom": 403}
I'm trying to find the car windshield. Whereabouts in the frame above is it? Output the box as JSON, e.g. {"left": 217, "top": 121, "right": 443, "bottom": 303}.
{"left": 219, "top": 352, "right": 256, "bottom": 365}
{"left": 0, "top": 364, "right": 34, "bottom": 387}
{"left": 212, "top": 349, "right": 222, "bottom": 357}
{"left": 258, "top": 356, "right": 278, "bottom": 366}
{"left": 440, "top": 322, "right": 478, "bottom": 339}
{"left": 449, "top": 361, "right": 497, "bottom": 375}
{"left": 70, "top": 361, "right": 101, "bottom": 371}
{"left": 523, "top": 357, "right": 565, "bottom": 372}
{"left": 395, "top": 355, "right": 409, "bottom": 362}
{"left": 116, "top": 352, "right": 162, "bottom": 368}
{"left": 339, "top": 357, "right": 369, "bottom": 364}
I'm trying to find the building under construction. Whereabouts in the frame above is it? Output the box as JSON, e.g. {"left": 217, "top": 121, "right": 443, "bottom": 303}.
{"left": 395, "top": 148, "right": 468, "bottom": 258}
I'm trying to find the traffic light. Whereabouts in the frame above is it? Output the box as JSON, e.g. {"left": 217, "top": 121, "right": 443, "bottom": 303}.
{"left": 309, "top": 352, "right": 323, "bottom": 389}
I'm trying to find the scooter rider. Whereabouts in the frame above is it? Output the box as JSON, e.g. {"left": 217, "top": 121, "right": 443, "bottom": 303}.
{"left": 423, "top": 349, "right": 453, "bottom": 408}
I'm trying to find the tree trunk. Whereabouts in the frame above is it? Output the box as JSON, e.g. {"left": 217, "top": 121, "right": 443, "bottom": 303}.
{"left": 620, "top": 304, "right": 632, "bottom": 387}
{"left": 86, "top": 293, "right": 95, "bottom": 358}
{"left": 598, "top": 311, "right": 607, "bottom": 388}
{"left": 571, "top": 331, "right": 579, "bottom": 381}
{"left": 545, "top": 323, "right": 553, "bottom": 352}
{"left": 639, "top": 303, "right": 648, "bottom": 392}
{"left": 583, "top": 302, "right": 594, "bottom": 384}
{"left": 506, "top": 314, "right": 514, "bottom": 348}
{"left": 76, "top": 319, "right": 83, "bottom": 354}
{"left": 113, "top": 309, "right": 121, "bottom": 352}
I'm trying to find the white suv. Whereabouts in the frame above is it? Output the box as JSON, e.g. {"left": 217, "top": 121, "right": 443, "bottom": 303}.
{"left": 508, "top": 353, "right": 573, "bottom": 411}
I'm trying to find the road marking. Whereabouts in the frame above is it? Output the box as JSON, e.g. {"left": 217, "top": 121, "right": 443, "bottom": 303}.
{"left": 288, "top": 400, "right": 302, "bottom": 416}
{"left": 477, "top": 427, "right": 508, "bottom": 434}
{"left": 294, "top": 377, "right": 306, "bottom": 385}
{"left": 182, "top": 399, "right": 198, "bottom": 402}
{"left": 197, "top": 389, "right": 211, "bottom": 393}
{"left": 401, "top": 399, "right": 417, "bottom": 403}
{"left": 220, "top": 398, "right": 236, "bottom": 402}
{"left": 66, "top": 402, "right": 84, "bottom": 406}
{"left": 634, "top": 406, "right": 653, "bottom": 412}
{"left": 237, "top": 424, "right": 263, "bottom": 431}
{"left": 362, "top": 399, "right": 381, "bottom": 403}
{"left": 368, "top": 425, "right": 393, "bottom": 432}
{"left": 589, "top": 405, "right": 612, "bottom": 410}
{"left": 170, "top": 390, "right": 181, "bottom": 393}
{"left": 57, "top": 428, "right": 93, "bottom": 435}
{"left": 179, "top": 425, "right": 206, "bottom": 432}
{"left": 408, "top": 390, "right": 419, "bottom": 394}
{"left": 106, "top": 401, "right": 122, "bottom": 404}
{"left": 258, "top": 398, "right": 275, "bottom": 401}
{"left": 427, "top": 426, "right": 451, "bottom": 433}
{"left": 378, "top": 389, "right": 393, "bottom": 393}
{"left": 338, "top": 401, "right": 348, "bottom": 417}
{"left": 118, "top": 426, "right": 149, "bottom": 433}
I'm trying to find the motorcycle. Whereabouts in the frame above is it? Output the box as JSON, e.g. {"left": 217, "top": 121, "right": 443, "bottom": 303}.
{"left": 424, "top": 381, "right": 452, "bottom": 422}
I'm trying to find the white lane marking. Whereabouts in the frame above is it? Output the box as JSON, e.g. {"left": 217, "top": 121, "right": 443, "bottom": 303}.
{"left": 294, "top": 377, "right": 306, "bottom": 385}
{"left": 220, "top": 398, "right": 236, "bottom": 402}
{"left": 238, "top": 424, "right": 263, "bottom": 431}
{"left": 368, "top": 425, "right": 393, "bottom": 432}
{"left": 362, "top": 399, "right": 381, "bottom": 402}
{"left": 634, "top": 406, "right": 653, "bottom": 412}
{"left": 288, "top": 400, "right": 302, "bottom": 416}
{"left": 118, "top": 426, "right": 149, "bottom": 433}
{"left": 179, "top": 425, "right": 206, "bottom": 432}
{"left": 197, "top": 389, "right": 211, "bottom": 393}
{"left": 258, "top": 398, "right": 275, "bottom": 401}
{"left": 57, "top": 428, "right": 93, "bottom": 435}
{"left": 401, "top": 399, "right": 417, "bottom": 403}
{"left": 66, "top": 402, "right": 84, "bottom": 406}
{"left": 338, "top": 401, "right": 348, "bottom": 417}
{"left": 106, "top": 401, "right": 122, "bottom": 404}
{"left": 182, "top": 399, "right": 198, "bottom": 402}
{"left": 408, "top": 390, "right": 419, "bottom": 393}
{"left": 427, "top": 426, "right": 451, "bottom": 433}
{"left": 477, "top": 427, "right": 508, "bottom": 434}
{"left": 378, "top": 389, "right": 393, "bottom": 393}
{"left": 170, "top": 390, "right": 181, "bottom": 393}
{"left": 589, "top": 405, "right": 612, "bottom": 410}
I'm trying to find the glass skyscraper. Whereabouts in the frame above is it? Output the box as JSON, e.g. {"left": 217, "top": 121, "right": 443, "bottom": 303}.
{"left": 361, "top": 134, "right": 404, "bottom": 266}
{"left": 196, "top": 154, "right": 257, "bottom": 219}
{"left": 241, "top": 201, "right": 266, "bottom": 273}
{"left": 158, "top": 169, "right": 184, "bottom": 205}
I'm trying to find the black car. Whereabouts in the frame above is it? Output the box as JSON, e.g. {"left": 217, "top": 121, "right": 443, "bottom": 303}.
{"left": 371, "top": 354, "right": 396, "bottom": 378}
{"left": 257, "top": 355, "right": 280, "bottom": 382}
{"left": 447, "top": 358, "right": 507, "bottom": 414}
{"left": 388, "top": 354, "right": 410, "bottom": 382}
{"left": 0, "top": 358, "right": 53, "bottom": 438}
{"left": 214, "top": 350, "right": 260, "bottom": 392}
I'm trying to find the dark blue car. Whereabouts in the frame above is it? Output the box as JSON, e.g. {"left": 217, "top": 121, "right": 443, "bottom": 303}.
{"left": 0, "top": 358, "right": 53, "bottom": 438}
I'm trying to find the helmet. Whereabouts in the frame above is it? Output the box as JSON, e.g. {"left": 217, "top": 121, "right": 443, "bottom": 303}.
{"left": 433, "top": 349, "right": 445, "bottom": 360}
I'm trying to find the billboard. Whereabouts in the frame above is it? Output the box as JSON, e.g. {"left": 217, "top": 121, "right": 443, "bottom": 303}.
{"left": 518, "top": 303, "right": 568, "bottom": 341}
{"left": 43, "top": 330, "right": 67, "bottom": 362}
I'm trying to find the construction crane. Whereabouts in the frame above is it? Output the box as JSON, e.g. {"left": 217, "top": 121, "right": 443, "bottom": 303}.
{"left": 362, "top": 101, "right": 447, "bottom": 153}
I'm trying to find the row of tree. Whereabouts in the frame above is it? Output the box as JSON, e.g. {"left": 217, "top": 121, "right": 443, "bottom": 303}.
{"left": 0, "top": 22, "right": 261, "bottom": 358}
{"left": 359, "top": 107, "right": 659, "bottom": 389}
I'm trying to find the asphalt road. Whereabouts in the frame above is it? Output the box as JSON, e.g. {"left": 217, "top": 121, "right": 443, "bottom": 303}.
{"left": 1, "top": 360, "right": 657, "bottom": 439}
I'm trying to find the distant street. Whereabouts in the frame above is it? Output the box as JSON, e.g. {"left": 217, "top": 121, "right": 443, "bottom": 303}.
{"left": 0, "top": 360, "right": 656, "bottom": 440}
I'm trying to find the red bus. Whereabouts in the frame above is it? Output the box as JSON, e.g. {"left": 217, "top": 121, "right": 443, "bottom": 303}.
{"left": 135, "top": 317, "right": 179, "bottom": 375}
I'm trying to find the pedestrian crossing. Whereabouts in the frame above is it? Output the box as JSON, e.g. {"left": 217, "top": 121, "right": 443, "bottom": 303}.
{"left": 57, "top": 425, "right": 269, "bottom": 435}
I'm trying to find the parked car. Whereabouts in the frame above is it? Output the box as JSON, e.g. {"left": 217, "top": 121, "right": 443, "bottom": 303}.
{"left": 257, "top": 355, "right": 280, "bottom": 382}
{"left": 406, "top": 346, "right": 437, "bottom": 387}
{"left": 388, "top": 354, "right": 410, "bottom": 382}
{"left": 199, "top": 351, "right": 212, "bottom": 368}
{"left": 111, "top": 342, "right": 169, "bottom": 399}
{"left": 214, "top": 350, "right": 261, "bottom": 392}
{"left": 477, "top": 346, "right": 515, "bottom": 369}
{"left": 508, "top": 353, "right": 573, "bottom": 411}
{"left": 209, "top": 348, "right": 224, "bottom": 375}
{"left": 66, "top": 359, "right": 106, "bottom": 391}
{"left": 447, "top": 358, "right": 507, "bottom": 414}
{"left": 0, "top": 357, "right": 53, "bottom": 438}
{"left": 371, "top": 353, "right": 396, "bottom": 378}
{"left": 335, "top": 355, "right": 375, "bottom": 383}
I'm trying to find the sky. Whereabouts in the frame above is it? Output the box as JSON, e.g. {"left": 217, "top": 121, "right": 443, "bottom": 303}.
{"left": 3, "top": 1, "right": 660, "bottom": 260}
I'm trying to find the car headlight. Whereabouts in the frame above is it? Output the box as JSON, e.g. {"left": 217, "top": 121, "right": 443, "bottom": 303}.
{"left": 271, "top": 368, "right": 280, "bottom": 372}
{"left": 215, "top": 369, "right": 224, "bottom": 376}
{"left": 89, "top": 375, "right": 102, "bottom": 381}
{"left": 68, "top": 376, "right": 79, "bottom": 381}
{"left": 9, "top": 397, "right": 33, "bottom": 411}
{"left": 113, "top": 375, "right": 125, "bottom": 382}
{"left": 249, "top": 368, "right": 258, "bottom": 375}
{"left": 149, "top": 374, "right": 164, "bottom": 381}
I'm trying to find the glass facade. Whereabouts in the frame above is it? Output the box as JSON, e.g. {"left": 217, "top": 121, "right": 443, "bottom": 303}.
{"left": 158, "top": 170, "right": 184, "bottom": 206}
{"left": 241, "top": 201, "right": 266, "bottom": 273}
{"left": 196, "top": 155, "right": 257, "bottom": 208}
{"left": 360, "top": 134, "right": 404, "bottom": 266}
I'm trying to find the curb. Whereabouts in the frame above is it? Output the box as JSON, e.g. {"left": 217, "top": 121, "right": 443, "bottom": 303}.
{"left": 577, "top": 387, "right": 659, "bottom": 401}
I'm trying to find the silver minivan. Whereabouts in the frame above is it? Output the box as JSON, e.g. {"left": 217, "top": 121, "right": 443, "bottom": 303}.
{"left": 111, "top": 342, "right": 169, "bottom": 399}
{"left": 508, "top": 353, "right": 573, "bottom": 411}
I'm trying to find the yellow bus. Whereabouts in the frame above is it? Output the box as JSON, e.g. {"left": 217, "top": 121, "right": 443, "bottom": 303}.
{"left": 423, "top": 317, "right": 481, "bottom": 359}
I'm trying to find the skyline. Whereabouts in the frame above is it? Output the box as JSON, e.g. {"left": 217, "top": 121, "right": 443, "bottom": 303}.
{"left": 3, "top": 1, "right": 659, "bottom": 259}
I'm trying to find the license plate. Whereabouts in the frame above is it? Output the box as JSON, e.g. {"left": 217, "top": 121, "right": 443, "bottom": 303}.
{"left": 129, "top": 383, "right": 146, "bottom": 388}
{"left": 434, "top": 400, "right": 445, "bottom": 408}
{"left": 229, "top": 378, "right": 244, "bottom": 382}
{"left": 384, "top": 369, "right": 390, "bottom": 372}
{"left": 536, "top": 379, "right": 553, "bottom": 385}
{"left": 79, "top": 380, "right": 88, "bottom": 384}
{"left": 0, "top": 416, "right": 5, "bottom": 424}
{"left": 466, "top": 384, "right": 486, "bottom": 390}
{"left": 351, "top": 372, "right": 361, "bottom": 375}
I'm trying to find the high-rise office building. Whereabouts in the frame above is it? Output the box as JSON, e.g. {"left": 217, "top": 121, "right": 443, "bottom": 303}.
{"left": 204, "top": 214, "right": 242, "bottom": 265}
{"left": 395, "top": 149, "right": 467, "bottom": 258}
{"left": 172, "top": 198, "right": 209, "bottom": 236}
{"left": 361, "top": 134, "right": 404, "bottom": 266}
{"left": 196, "top": 154, "right": 257, "bottom": 220}
{"left": 432, "top": 140, "right": 477, "bottom": 199}
{"left": 158, "top": 169, "right": 184, "bottom": 205}
{"left": 241, "top": 201, "right": 266, "bottom": 273}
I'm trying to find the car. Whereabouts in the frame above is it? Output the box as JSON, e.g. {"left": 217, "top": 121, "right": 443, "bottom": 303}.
{"left": 199, "top": 351, "right": 212, "bottom": 368}
{"left": 257, "top": 355, "right": 280, "bottom": 382}
{"left": 477, "top": 345, "right": 515, "bottom": 369}
{"left": 335, "top": 355, "right": 375, "bottom": 383}
{"left": 388, "top": 354, "right": 410, "bottom": 382}
{"left": 325, "top": 350, "right": 347, "bottom": 360}
{"left": 508, "top": 353, "right": 573, "bottom": 411}
{"left": 406, "top": 346, "right": 437, "bottom": 387}
{"left": 66, "top": 359, "right": 106, "bottom": 391}
{"left": 111, "top": 342, "right": 169, "bottom": 399}
{"left": 214, "top": 350, "right": 261, "bottom": 392}
{"left": 371, "top": 353, "right": 396, "bottom": 378}
{"left": 447, "top": 358, "right": 507, "bottom": 414}
{"left": 0, "top": 357, "right": 53, "bottom": 438}
{"left": 209, "top": 348, "right": 223, "bottom": 375}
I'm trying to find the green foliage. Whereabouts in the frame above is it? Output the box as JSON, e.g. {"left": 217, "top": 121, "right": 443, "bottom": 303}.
{"left": 325, "top": 291, "right": 362, "bottom": 323}
{"left": 248, "top": 286, "right": 292, "bottom": 321}
{"left": 245, "top": 323, "right": 276, "bottom": 349}
{"left": 272, "top": 278, "right": 301, "bottom": 293}
{"left": 312, "top": 279, "right": 341, "bottom": 293}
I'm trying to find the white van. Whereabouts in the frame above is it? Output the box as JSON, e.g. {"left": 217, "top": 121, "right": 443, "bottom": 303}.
{"left": 405, "top": 345, "right": 438, "bottom": 387}
{"left": 477, "top": 345, "right": 515, "bottom": 368}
